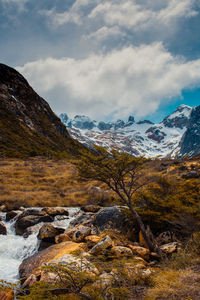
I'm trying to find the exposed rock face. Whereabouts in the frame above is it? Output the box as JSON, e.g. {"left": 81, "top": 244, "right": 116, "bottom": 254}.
{"left": 180, "top": 106, "right": 200, "bottom": 157}
{"left": 0, "top": 64, "right": 82, "bottom": 158}
{"left": 146, "top": 127, "right": 166, "bottom": 143}
{"left": 163, "top": 105, "right": 191, "bottom": 129}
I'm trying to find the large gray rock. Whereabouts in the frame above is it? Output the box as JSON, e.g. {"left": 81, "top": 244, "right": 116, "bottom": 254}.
{"left": 94, "top": 207, "right": 125, "bottom": 230}
{"left": 94, "top": 206, "right": 137, "bottom": 234}
{"left": 15, "top": 214, "right": 53, "bottom": 235}
{"left": 69, "top": 212, "right": 94, "bottom": 227}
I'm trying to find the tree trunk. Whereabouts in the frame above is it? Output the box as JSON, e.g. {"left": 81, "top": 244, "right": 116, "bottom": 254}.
{"left": 128, "top": 204, "right": 155, "bottom": 252}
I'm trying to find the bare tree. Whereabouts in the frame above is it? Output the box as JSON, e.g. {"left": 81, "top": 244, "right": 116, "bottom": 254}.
{"left": 77, "top": 146, "right": 156, "bottom": 252}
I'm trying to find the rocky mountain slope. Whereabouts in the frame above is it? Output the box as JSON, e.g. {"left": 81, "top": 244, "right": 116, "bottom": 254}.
{"left": 60, "top": 104, "right": 200, "bottom": 158}
{"left": 0, "top": 64, "right": 82, "bottom": 157}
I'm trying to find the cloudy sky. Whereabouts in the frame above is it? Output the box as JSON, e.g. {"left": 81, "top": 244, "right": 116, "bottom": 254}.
{"left": 1, "top": 0, "right": 200, "bottom": 122}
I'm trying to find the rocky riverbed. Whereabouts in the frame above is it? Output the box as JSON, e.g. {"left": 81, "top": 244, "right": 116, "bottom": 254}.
{"left": 0, "top": 205, "right": 179, "bottom": 297}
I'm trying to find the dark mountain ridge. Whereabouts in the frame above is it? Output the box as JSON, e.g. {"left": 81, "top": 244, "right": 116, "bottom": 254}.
{"left": 0, "top": 64, "right": 82, "bottom": 158}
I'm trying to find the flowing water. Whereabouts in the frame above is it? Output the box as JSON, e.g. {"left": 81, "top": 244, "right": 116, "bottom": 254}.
{"left": 0, "top": 207, "right": 80, "bottom": 282}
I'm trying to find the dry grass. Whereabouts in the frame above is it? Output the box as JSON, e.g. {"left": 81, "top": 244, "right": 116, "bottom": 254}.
{"left": 0, "top": 158, "right": 112, "bottom": 209}
{"left": 0, "top": 155, "right": 199, "bottom": 210}
{"left": 145, "top": 268, "right": 200, "bottom": 300}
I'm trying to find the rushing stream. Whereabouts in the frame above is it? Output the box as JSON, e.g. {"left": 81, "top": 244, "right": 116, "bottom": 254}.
{"left": 0, "top": 208, "right": 80, "bottom": 282}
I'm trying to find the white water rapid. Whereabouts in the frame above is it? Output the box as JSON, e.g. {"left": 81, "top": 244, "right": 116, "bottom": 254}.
{"left": 0, "top": 207, "right": 80, "bottom": 283}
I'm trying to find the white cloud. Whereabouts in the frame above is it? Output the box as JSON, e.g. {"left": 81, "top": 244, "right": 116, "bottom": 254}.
{"left": 84, "top": 26, "right": 125, "bottom": 41}
{"left": 17, "top": 43, "right": 200, "bottom": 120}
{"left": 89, "top": 0, "right": 197, "bottom": 30}
{"left": 1, "top": 0, "right": 29, "bottom": 11}
{"left": 41, "top": 0, "right": 98, "bottom": 27}
{"left": 41, "top": 8, "right": 81, "bottom": 26}
{"left": 41, "top": 0, "right": 198, "bottom": 44}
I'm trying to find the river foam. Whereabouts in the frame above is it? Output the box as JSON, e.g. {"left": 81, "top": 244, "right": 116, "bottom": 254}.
{"left": 0, "top": 207, "right": 80, "bottom": 282}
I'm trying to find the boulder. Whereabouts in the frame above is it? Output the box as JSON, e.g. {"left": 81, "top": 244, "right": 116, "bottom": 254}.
{"left": 38, "top": 224, "right": 64, "bottom": 243}
{"left": 65, "top": 224, "right": 91, "bottom": 238}
{"left": 90, "top": 235, "right": 113, "bottom": 255}
{"left": 0, "top": 205, "right": 7, "bottom": 212}
{"left": 93, "top": 207, "right": 136, "bottom": 235}
{"left": 81, "top": 205, "right": 102, "bottom": 213}
{"left": 69, "top": 212, "right": 94, "bottom": 227}
{"left": 40, "top": 254, "right": 99, "bottom": 284}
{"left": 19, "top": 206, "right": 25, "bottom": 211}
{"left": 128, "top": 245, "right": 150, "bottom": 260}
{"left": 23, "top": 223, "right": 44, "bottom": 238}
{"left": 19, "top": 241, "right": 85, "bottom": 281}
{"left": 0, "top": 222, "right": 7, "bottom": 235}
{"left": 0, "top": 290, "right": 14, "bottom": 300}
{"left": 55, "top": 233, "right": 71, "bottom": 244}
{"left": 42, "top": 207, "right": 69, "bottom": 217}
{"left": 160, "top": 242, "right": 178, "bottom": 254}
{"left": 85, "top": 235, "right": 101, "bottom": 247}
{"left": 17, "top": 209, "right": 47, "bottom": 220}
{"left": 72, "top": 225, "right": 91, "bottom": 243}
{"left": 6, "top": 211, "right": 18, "bottom": 222}
{"left": 15, "top": 214, "right": 53, "bottom": 235}
{"left": 111, "top": 246, "right": 133, "bottom": 257}
{"left": 182, "top": 171, "right": 199, "bottom": 179}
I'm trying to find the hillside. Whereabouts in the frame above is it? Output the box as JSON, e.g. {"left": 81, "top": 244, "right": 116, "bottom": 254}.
{"left": 0, "top": 64, "right": 82, "bottom": 158}
{"left": 60, "top": 104, "right": 200, "bottom": 158}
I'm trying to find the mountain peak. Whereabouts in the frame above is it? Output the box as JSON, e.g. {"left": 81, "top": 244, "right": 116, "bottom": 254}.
{"left": 0, "top": 64, "right": 82, "bottom": 157}
{"left": 60, "top": 104, "right": 199, "bottom": 159}
{"left": 163, "top": 104, "right": 192, "bottom": 129}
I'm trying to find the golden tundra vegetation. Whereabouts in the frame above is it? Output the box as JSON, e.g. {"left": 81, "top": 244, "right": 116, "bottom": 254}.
{"left": 1, "top": 155, "right": 200, "bottom": 299}
{"left": 0, "top": 157, "right": 111, "bottom": 209}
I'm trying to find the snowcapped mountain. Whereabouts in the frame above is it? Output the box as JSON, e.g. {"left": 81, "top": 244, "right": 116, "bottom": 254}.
{"left": 60, "top": 104, "right": 200, "bottom": 158}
